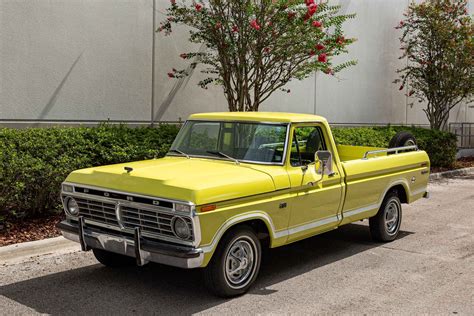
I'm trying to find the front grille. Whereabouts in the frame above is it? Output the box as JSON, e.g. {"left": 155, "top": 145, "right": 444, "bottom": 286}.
{"left": 121, "top": 206, "right": 194, "bottom": 241}
{"left": 72, "top": 196, "right": 194, "bottom": 242}
{"left": 76, "top": 198, "right": 119, "bottom": 226}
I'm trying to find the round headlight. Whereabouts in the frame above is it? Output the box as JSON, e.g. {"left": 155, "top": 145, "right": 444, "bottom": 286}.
{"left": 172, "top": 216, "right": 191, "bottom": 240}
{"left": 65, "top": 197, "right": 80, "bottom": 216}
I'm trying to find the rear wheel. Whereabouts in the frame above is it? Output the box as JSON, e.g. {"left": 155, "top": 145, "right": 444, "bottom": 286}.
{"left": 92, "top": 248, "right": 136, "bottom": 267}
{"left": 369, "top": 191, "right": 402, "bottom": 242}
{"left": 204, "top": 226, "right": 262, "bottom": 297}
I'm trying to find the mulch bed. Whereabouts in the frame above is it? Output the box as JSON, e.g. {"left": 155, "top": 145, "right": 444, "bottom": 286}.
{"left": 431, "top": 156, "right": 474, "bottom": 174}
{"left": 0, "top": 214, "right": 63, "bottom": 247}
{"left": 1, "top": 157, "right": 473, "bottom": 247}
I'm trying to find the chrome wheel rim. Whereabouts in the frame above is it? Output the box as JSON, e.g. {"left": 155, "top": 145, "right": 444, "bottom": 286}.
{"left": 224, "top": 237, "right": 257, "bottom": 289}
{"left": 404, "top": 139, "right": 416, "bottom": 146}
{"left": 385, "top": 199, "right": 400, "bottom": 235}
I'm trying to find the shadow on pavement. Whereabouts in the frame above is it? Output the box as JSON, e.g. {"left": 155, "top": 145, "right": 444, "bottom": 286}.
{"left": 0, "top": 223, "right": 413, "bottom": 315}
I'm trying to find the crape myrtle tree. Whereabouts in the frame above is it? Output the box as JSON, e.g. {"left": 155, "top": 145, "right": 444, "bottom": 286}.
{"left": 394, "top": 0, "right": 473, "bottom": 130}
{"left": 159, "top": 0, "right": 356, "bottom": 112}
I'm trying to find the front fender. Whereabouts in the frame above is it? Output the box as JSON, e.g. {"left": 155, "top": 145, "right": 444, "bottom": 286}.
{"left": 198, "top": 211, "right": 286, "bottom": 267}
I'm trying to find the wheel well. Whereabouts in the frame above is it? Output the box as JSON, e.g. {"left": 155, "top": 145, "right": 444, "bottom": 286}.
{"left": 390, "top": 184, "right": 408, "bottom": 204}
{"left": 227, "top": 219, "right": 271, "bottom": 248}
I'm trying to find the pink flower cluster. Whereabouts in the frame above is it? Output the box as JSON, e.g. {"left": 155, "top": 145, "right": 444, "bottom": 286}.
{"left": 304, "top": 0, "right": 318, "bottom": 21}
{"left": 250, "top": 19, "right": 261, "bottom": 30}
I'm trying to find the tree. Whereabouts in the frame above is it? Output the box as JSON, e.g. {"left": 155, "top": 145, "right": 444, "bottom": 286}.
{"left": 159, "top": 0, "right": 356, "bottom": 112}
{"left": 394, "top": 0, "right": 473, "bottom": 130}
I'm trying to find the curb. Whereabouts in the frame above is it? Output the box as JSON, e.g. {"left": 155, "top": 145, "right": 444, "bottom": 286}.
{"left": 0, "top": 236, "right": 78, "bottom": 265}
{"left": 429, "top": 167, "right": 474, "bottom": 181}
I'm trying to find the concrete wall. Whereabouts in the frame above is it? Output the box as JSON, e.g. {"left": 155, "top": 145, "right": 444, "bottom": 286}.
{"left": 0, "top": 0, "right": 472, "bottom": 126}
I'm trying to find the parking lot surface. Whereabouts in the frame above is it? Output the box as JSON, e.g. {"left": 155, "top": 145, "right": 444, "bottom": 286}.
{"left": 1, "top": 176, "right": 473, "bottom": 315}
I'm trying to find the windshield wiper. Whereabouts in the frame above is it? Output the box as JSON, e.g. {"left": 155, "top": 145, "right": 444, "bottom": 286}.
{"left": 168, "top": 149, "right": 190, "bottom": 159}
{"left": 206, "top": 151, "right": 240, "bottom": 165}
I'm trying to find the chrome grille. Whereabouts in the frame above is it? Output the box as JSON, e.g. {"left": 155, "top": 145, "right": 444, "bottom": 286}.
{"left": 76, "top": 198, "right": 119, "bottom": 226}
{"left": 121, "top": 206, "right": 194, "bottom": 241}
{"left": 71, "top": 196, "right": 194, "bottom": 242}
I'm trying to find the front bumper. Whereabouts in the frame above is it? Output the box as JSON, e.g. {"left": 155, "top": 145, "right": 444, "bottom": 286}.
{"left": 57, "top": 219, "right": 204, "bottom": 269}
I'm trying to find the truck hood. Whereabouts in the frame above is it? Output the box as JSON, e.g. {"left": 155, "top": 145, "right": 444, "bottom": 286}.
{"left": 65, "top": 156, "right": 280, "bottom": 205}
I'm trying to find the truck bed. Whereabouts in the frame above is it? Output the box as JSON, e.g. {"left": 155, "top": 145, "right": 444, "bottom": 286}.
{"left": 337, "top": 144, "right": 387, "bottom": 162}
{"left": 336, "top": 144, "right": 430, "bottom": 225}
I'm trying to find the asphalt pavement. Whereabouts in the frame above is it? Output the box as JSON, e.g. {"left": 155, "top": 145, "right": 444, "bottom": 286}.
{"left": 1, "top": 176, "right": 473, "bottom": 315}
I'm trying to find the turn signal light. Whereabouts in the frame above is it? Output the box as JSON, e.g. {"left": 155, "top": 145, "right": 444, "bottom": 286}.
{"left": 200, "top": 205, "right": 217, "bottom": 212}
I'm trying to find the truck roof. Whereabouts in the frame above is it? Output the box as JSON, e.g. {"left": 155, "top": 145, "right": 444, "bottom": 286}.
{"left": 188, "top": 112, "right": 327, "bottom": 123}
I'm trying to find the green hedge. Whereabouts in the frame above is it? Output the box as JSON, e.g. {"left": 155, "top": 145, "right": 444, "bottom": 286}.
{"left": 0, "top": 125, "right": 180, "bottom": 222}
{"left": 0, "top": 124, "right": 456, "bottom": 222}
{"left": 332, "top": 126, "right": 458, "bottom": 168}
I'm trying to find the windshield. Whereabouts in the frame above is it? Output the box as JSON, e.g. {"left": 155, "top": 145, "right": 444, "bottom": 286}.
{"left": 169, "top": 121, "right": 288, "bottom": 164}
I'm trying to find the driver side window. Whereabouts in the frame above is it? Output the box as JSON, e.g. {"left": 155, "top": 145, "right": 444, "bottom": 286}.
{"left": 290, "top": 126, "right": 326, "bottom": 167}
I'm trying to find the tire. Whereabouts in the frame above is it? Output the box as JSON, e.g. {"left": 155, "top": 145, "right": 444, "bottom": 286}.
{"left": 204, "top": 226, "right": 262, "bottom": 298}
{"left": 388, "top": 131, "right": 417, "bottom": 148}
{"left": 369, "top": 191, "right": 402, "bottom": 242}
{"left": 92, "top": 248, "right": 136, "bottom": 267}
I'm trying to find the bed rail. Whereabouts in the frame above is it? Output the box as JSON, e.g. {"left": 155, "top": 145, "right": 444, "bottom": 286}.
{"left": 362, "top": 145, "right": 418, "bottom": 159}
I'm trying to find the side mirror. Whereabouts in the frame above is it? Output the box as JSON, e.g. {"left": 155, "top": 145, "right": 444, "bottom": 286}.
{"left": 315, "top": 150, "right": 333, "bottom": 175}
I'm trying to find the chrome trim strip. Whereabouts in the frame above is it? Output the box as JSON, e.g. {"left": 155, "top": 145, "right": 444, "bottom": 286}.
{"left": 343, "top": 203, "right": 379, "bottom": 218}
{"left": 286, "top": 215, "right": 339, "bottom": 236}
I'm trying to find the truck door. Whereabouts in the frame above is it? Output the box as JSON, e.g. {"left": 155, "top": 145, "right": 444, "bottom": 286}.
{"left": 286, "top": 124, "right": 344, "bottom": 242}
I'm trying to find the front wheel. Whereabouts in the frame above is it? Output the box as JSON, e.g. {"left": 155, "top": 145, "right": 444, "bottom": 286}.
{"left": 204, "top": 226, "right": 262, "bottom": 297}
{"left": 369, "top": 191, "right": 402, "bottom": 242}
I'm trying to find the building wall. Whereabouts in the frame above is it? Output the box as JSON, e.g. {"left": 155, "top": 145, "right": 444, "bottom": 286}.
{"left": 0, "top": 0, "right": 472, "bottom": 126}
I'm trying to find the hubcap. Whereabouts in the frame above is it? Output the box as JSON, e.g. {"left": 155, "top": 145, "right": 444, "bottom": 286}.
{"left": 384, "top": 200, "right": 400, "bottom": 235}
{"left": 224, "top": 238, "right": 256, "bottom": 289}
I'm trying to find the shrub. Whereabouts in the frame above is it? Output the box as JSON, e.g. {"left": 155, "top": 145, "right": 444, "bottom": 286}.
{"left": 332, "top": 126, "right": 457, "bottom": 168}
{"left": 0, "top": 124, "right": 456, "bottom": 223}
{"left": 0, "top": 124, "right": 180, "bottom": 222}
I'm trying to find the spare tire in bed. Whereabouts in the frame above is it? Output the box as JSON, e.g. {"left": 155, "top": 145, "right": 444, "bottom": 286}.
{"left": 388, "top": 131, "right": 417, "bottom": 148}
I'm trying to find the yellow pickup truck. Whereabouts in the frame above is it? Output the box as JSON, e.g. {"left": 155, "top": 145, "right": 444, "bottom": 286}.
{"left": 57, "top": 112, "right": 430, "bottom": 297}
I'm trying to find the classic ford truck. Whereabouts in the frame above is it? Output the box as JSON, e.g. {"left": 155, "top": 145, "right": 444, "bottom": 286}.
{"left": 57, "top": 112, "right": 430, "bottom": 297}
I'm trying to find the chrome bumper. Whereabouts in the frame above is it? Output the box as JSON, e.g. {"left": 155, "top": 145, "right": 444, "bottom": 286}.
{"left": 57, "top": 219, "right": 204, "bottom": 269}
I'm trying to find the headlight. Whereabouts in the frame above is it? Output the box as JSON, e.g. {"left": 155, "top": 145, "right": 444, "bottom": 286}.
{"left": 174, "top": 203, "right": 191, "bottom": 213}
{"left": 172, "top": 216, "right": 191, "bottom": 240}
{"left": 64, "top": 197, "right": 80, "bottom": 216}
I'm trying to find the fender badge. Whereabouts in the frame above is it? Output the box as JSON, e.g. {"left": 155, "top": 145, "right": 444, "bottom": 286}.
{"left": 124, "top": 167, "right": 133, "bottom": 173}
